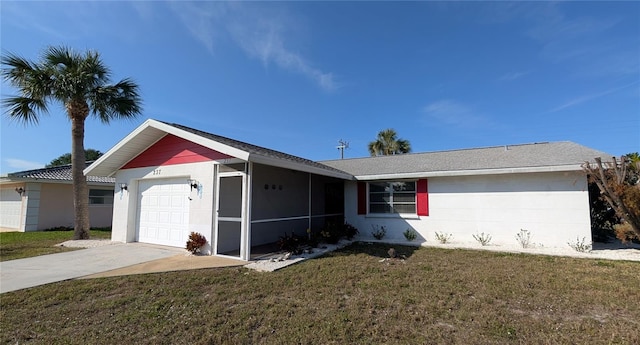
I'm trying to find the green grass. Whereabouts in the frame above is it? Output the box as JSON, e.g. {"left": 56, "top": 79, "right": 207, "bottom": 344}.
{"left": 1, "top": 243, "right": 638, "bottom": 344}
{"left": 0, "top": 228, "right": 112, "bottom": 261}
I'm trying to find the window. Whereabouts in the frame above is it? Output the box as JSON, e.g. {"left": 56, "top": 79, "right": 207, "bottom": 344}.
{"left": 89, "top": 189, "right": 114, "bottom": 205}
{"left": 368, "top": 181, "right": 416, "bottom": 214}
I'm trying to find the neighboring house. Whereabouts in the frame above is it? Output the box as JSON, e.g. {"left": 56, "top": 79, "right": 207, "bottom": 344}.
{"left": 0, "top": 163, "right": 115, "bottom": 232}
{"left": 85, "top": 119, "right": 610, "bottom": 260}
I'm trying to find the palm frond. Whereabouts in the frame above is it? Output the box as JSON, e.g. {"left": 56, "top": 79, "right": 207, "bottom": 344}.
{"left": 89, "top": 78, "right": 142, "bottom": 123}
{"left": 1, "top": 52, "right": 38, "bottom": 85}
{"left": 2, "top": 96, "right": 49, "bottom": 125}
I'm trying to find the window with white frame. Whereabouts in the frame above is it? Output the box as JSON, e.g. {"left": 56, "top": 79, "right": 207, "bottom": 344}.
{"left": 368, "top": 181, "right": 416, "bottom": 214}
{"left": 89, "top": 189, "right": 114, "bottom": 205}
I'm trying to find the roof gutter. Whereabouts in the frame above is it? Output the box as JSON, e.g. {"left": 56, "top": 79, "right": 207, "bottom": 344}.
{"left": 354, "top": 164, "right": 584, "bottom": 181}
{"left": 249, "top": 154, "right": 354, "bottom": 180}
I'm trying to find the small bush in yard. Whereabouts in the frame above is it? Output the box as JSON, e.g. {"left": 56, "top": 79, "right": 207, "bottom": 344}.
{"left": 516, "top": 229, "right": 532, "bottom": 248}
{"left": 403, "top": 228, "right": 417, "bottom": 241}
{"left": 435, "top": 231, "right": 452, "bottom": 244}
{"left": 371, "top": 225, "right": 386, "bottom": 240}
{"left": 279, "top": 232, "right": 304, "bottom": 254}
{"left": 186, "top": 232, "right": 207, "bottom": 254}
{"left": 473, "top": 232, "right": 492, "bottom": 246}
{"left": 568, "top": 237, "right": 592, "bottom": 252}
{"left": 343, "top": 222, "right": 359, "bottom": 240}
{"left": 320, "top": 223, "right": 342, "bottom": 244}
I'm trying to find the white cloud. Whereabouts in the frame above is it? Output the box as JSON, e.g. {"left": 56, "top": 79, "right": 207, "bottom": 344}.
{"left": 168, "top": 2, "right": 338, "bottom": 91}
{"left": 422, "top": 100, "right": 486, "bottom": 127}
{"left": 499, "top": 71, "right": 531, "bottom": 81}
{"left": 549, "top": 81, "right": 640, "bottom": 113}
{"left": 5, "top": 159, "right": 44, "bottom": 172}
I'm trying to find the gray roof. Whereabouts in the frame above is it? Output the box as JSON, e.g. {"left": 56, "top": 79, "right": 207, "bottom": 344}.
{"left": 165, "top": 122, "right": 351, "bottom": 178}
{"left": 321, "top": 141, "right": 612, "bottom": 179}
{"left": 6, "top": 162, "right": 115, "bottom": 184}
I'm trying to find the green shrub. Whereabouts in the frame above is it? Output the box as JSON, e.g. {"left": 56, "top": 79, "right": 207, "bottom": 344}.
{"left": 320, "top": 223, "right": 342, "bottom": 244}
{"left": 371, "top": 225, "right": 386, "bottom": 240}
{"left": 278, "top": 232, "right": 304, "bottom": 254}
{"left": 403, "top": 228, "right": 417, "bottom": 241}
{"left": 343, "top": 222, "right": 359, "bottom": 240}
{"left": 319, "top": 221, "right": 360, "bottom": 244}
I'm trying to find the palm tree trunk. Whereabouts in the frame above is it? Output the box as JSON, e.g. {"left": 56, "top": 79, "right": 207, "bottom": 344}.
{"left": 71, "top": 109, "right": 90, "bottom": 240}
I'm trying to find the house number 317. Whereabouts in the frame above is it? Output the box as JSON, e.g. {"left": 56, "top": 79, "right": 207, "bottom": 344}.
{"left": 152, "top": 169, "right": 161, "bottom": 175}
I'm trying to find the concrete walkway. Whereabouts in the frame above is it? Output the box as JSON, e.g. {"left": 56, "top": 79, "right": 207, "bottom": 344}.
{"left": 0, "top": 243, "right": 185, "bottom": 293}
{"left": 82, "top": 254, "right": 247, "bottom": 279}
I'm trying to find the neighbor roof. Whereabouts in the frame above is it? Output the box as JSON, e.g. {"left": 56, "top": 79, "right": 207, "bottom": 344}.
{"left": 2, "top": 162, "right": 115, "bottom": 184}
{"left": 321, "top": 142, "right": 613, "bottom": 180}
{"left": 85, "top": 119, "right": 353, "bottom": 180}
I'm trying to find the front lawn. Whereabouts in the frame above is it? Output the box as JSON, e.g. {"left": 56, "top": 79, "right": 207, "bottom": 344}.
{"left": 1, "top": 243, "right": 638, "bottom": 344}
{"left": 0, "top": 228, "right": 112, "bottom": 261}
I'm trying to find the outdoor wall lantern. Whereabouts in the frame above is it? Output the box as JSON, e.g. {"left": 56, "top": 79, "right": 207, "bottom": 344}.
{"left": 188, "top": 179, "right": 199, "bottom": 191}
{"left": 15, "top": 187, "right": 25, "bottom": 196}
{"left": 119, "top": 183, "right": 128, "bottom": 192}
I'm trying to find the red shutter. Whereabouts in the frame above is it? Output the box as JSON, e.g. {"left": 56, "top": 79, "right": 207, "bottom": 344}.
{"left": 357, "top": 182, "right": 367, "bottom": 215}
{"left": 416, "top": 179, "right": 429, "bottom": 216}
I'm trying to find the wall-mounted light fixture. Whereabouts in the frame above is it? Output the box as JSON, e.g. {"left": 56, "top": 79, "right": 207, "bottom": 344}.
{"left": 188, "top": 179, "right": 199, "bottom": 191}
{"left": 15, "top": 187, "right": 25, "bottom": 196}
{"left": 119, "top": 183, "right": 128, "bottom": 192}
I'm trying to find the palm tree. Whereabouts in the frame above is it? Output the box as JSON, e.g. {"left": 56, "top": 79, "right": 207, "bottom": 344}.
{"left": 2, "top": 46, "right": 142, "bottom": 239}
{"left": 368, "top": 128, "right": 411, "bottom": 156}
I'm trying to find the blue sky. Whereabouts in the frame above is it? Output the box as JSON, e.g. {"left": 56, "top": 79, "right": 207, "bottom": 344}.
{"left": 1, "top": 1, "right": 638, "bottom": 175}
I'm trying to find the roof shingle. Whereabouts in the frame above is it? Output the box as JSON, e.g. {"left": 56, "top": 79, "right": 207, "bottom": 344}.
{"left": 7, "top": 162, "right": 115, "bottom": 184}
{"left": 165, "top": 122, "right": 350, "bottom": 177}
{"left": 321, "top": 141, "right": 612, "bottom": 178}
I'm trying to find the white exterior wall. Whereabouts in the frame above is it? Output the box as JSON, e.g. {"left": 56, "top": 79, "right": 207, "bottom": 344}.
{"left": 23, "top": 183, "right": 41, "bottom": 231}
{"left": 111, "top": 161, "right": 216, "bottom": 253}
{"left": 344, "top": 171, "right": 591, "bottom": 249}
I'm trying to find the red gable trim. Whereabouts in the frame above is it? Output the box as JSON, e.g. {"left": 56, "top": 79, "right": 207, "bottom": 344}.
{"left": 416, "top": 179, "right": 429, "bottom": 216}
{"left": 122, "top": 134, "right": 233, "bottom": 169}
{"left": 357, "top": 182, "right": 367, "bottom": 215}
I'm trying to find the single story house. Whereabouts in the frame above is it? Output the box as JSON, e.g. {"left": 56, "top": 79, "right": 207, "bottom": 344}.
{"left": 85, "top": 119, "right": 609, "bottom": 260}
{"left": 0, "top": 164, "right": 115, "bottom": 232}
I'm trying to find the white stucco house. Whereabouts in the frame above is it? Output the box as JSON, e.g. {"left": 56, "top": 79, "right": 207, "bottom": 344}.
{"left": 84, "top": 119, "right": 609, "bottom": 260}
{"left": 322, "top": 143, "right": 609, "bottom": 248}
{"left": 0, "top": 164, "right": 115, "bottom": 232}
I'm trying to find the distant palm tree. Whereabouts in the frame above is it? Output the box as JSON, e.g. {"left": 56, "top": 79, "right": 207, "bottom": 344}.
{"left": 368, "top": 128, "right": 411, "bottom": 156}
{"left": 2, "top": 46, "right": 142, "bottom": 239}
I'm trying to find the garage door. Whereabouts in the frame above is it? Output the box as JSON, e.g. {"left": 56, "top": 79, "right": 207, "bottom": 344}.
{"left": 0, "top": 187, "right": 23, "bottom": 230}
{"left": 137, "top": 178, "right": 190, "bottom": 248}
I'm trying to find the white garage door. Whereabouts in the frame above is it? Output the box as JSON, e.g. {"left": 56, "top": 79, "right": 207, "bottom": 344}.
{"left": 137, "top": 178, "right": 190, "bottom": 248}
{"left": 0, "top": 187, "right": 22, "bottom": 230}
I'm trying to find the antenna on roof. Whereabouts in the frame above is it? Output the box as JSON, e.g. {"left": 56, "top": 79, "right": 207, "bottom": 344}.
{"left": 337, "top": 139, "right": 349, "bottom": 159}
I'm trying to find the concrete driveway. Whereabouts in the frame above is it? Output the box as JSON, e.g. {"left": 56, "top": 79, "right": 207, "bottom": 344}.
{"left": 0, "top": 243, "right": 184, "bottom": 294}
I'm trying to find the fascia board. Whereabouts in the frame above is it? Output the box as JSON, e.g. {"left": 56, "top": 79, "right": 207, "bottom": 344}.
{"left": 354, "top": 165, "right": 583, "bottom": 181}
{"left": 85, "top": 119, "right": 251, "bottom": 177}
{"left": 84, "top": 119, "right": 158, "bottom": 176}
{"left": 249, "top": 154, "right": 354, "bottom": 180}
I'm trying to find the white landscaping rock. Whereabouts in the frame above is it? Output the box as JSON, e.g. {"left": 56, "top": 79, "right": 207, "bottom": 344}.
{"left": 244, "top": 239, "right": 353, "bottom": 272}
